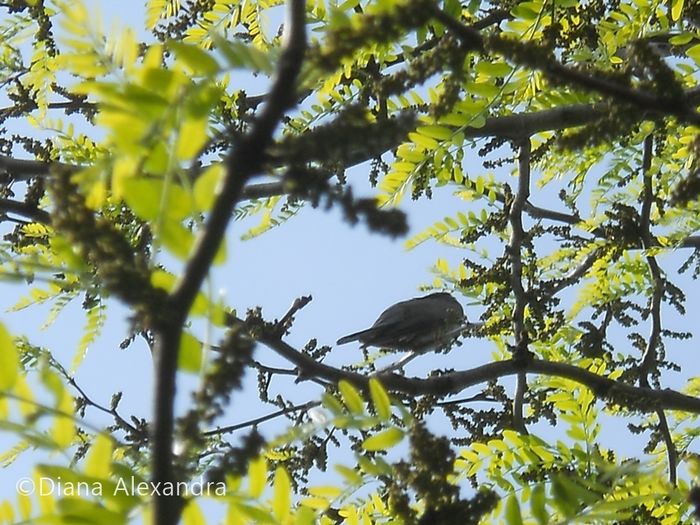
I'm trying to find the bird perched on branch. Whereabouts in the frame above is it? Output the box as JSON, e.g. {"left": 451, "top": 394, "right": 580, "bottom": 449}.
{"left": 336, "top": 292, "right": 469, "bottom": 370}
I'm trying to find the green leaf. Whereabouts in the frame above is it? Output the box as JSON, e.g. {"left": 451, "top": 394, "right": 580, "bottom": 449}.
{"left": 56, "top": 497, "right": 126, "bottom": 525}
{"left": 338, "top": 380, "right": 364, "bottom": 415}
{"left": 550, "top": 476, "right": 577, "bottom": 517}
{"left": 182, "top": 499, "right": 207, "bottom": 525}
{"left": 184, "top": 83, "right": 223, "bottom": 117}
{"left": 687, "top": 43, "right": 700, "bottom": 63}
{"left": 74, "top": 303, "right": 105, "bottom": 371}
{"left": 170, "top": 41, "right": 220, "bottom": 76}
{"left": 176, "top": 116, "right": 208, "bottom": 161}
{"left": 362, "top": 428, "right": 404, "bottom": 451}
{"left": 141, "top": 67, "right": 188, "bottom": 99}
{"left": 53, "top": 389, "right": 76, "bottom": 448}
{"left": 235, "top": 503, "right": 276, "bottom": 523}
{"left": 671, "top": 0, "right": 684, "bottom": 21}
{"left": 178, "top": 332, "right": 202, "bottom": 373}
{"left": 161, "top": 220, "right": 196, "bottom": 260}
{"left": 357, "top": 455, "right": 393, "bottom": 475}
{"left": 409, "top": 131, "right": 439, "bottom": 150}
{"left": 17, "top": 492, "right": 31, "bottom": 521}
{"left": 308, "top": 485, "right": 342, "bottom": 499}
{"left": 151, "top": 269, "right": 176, "bottom": 292}
{"left": 321, "top": 392, "right": 345, "bottom": 415}
{"left": 0, "top": 323, "right": 18, "bottom": 389}
{"left": 248, "top": 456, "right": 266, "bottom": 498}
{"left": 531, "top": 484, "right": 547, "bottom": 525}
{"left": 334, "top": 464, "right": 363, "bottom": 485}
{"left": 475, "top": 61, "right": 513, "bottom": 77}
{"left": 122, "top": 178, "right": 194, "bottom": 222}
{"left": 669, "top": 32, "right": 694, "bottom": 46}
{"left": 369, "top": 378, "right": 391, "bottom": 421}
{"left": 85, "top": 433, "right": 113, "bottom": 478}
{"left": 194, "top": 163, "right": 224, "bottom": 211}
{"left": 212, "top": 34, "right": 274, "bottom": 73}
{"left": 273, "top": 467, "right": 292, "bottom": 522}
{"left": 416, "top": 125, "right": 453, "bottom": 140}
{"left": 505, "top": 494, "right": 523, "bottom": 525}
{"left": 300, "top": 497, "right": 330, "bottom": 510}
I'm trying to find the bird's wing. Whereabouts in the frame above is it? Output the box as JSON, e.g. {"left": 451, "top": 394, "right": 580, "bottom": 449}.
{"left": 363, "top": 301, "right": 445, "bottom": 347}
{"left": 373, "top": 296, "right": 447, "bottom": 329}
{"left": 337, "top": 294, "right": 464, "bottom": 348}
{"left": 336, "top": 328, "right": 377, "bottom": 345}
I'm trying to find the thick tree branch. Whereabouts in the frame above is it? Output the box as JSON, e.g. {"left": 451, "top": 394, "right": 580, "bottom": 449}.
{"left": 509, "top": 139, "right": 531, "bottom": 433}
{"left": 0, "top": 100, "right": 96, "bottom": 119}
{"left": 432, "top": 8, "right": 700, "bottom": 125}
{"left": 0, "top": 198, "right": 50, "bottom": 223}
{"left": 0, "top": 104, "right": 618, "bottom": 185}
{"left": 509, "top": 141, "right": 530, "bottom": 345}
{"left": 151, "top": 2, "right": 307, "bottom": 524}
{"left": 256, "top": 330, "right": 700, "bottom": 414}
{"left": 0, "top": 154, "right": 74, "bottom": 180}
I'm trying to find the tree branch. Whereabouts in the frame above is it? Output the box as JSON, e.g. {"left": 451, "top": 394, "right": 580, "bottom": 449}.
{"left": 638, "top": 134, "right": 677, "bottom": 485}
{"left": 255, "top": 329, "right": 700, "bottom": 414}
{"left": 51, "top": 356, "right": 146, "bottom": 442}
{"left": 0, "top": 104, "right": 615, "bottom": 187}
{"left": 549, "top": 249, "right": 600, "bottom": 295}
{"left": 509, "top": 139, "right": 531, "bottom": 433}
{"left": 202, "top": 400, "right": 319, "bottom": 437}
{"left": 151, "top": 2, "right": 307, "bottom": 524}
{"left": 0, "top": 154, "right": 74, "bottom": 181}
{"left": 0, "top": 198, "right": 50, "bottom": 223}
{"left": 432, "top": 7, "right": 700, "bottom": 125}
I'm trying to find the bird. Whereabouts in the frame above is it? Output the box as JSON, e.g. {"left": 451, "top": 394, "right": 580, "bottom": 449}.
{"left": 336, "top": 292, "right": 467, "bottom": 370}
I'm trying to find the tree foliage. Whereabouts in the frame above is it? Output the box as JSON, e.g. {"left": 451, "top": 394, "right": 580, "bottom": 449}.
{"left": 0, "top": 0, "right": 700, "bottom": 523}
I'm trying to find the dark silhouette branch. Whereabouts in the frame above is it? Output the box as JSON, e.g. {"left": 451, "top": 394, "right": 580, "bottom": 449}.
{"left": 549, "top": 250, "right": 601, "bottom": 296}
{"left": 0, "top": 104, "right": 624, "bottom": 186}
{"left": 151, "top": 1, "right": 307, "bottom": 524}
{"left": 60, "top": 367, "right": 146, "bottom": 442}
{"left": 272, "top": 295, "right": 313, "bottom": 337}
{"left": 254, "top": 329, "right": 700, "bottom": 414}
{"left": 436, "top": 393, "right": 498, "bottom": 406}
{"left": 0, "top": 154, "right": 74, "bottom": 180}
{"left": 0, "top": 100, "right": 96, "bottom": 119}
{"left": 509, "top": 139, "right": 531, "bottom": 434}
{"left": 0, "top": 198, "right": 50, "bottom": 223}
{"left": 432, "top": 8, "right": 700, "bottom": 126}
{"left": 202, "top": 400, "right": 319, "bottom": 437}
{"left": 638, "top": 134, "right": 677, "bottom": 486}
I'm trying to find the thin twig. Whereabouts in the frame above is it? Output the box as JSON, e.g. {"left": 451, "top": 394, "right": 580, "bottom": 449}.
{"left": 637, "top": 134, "right": 677, "bottom": 485}
{"left": 549, "top": 250, "right": 601, "bottom": 295}
{"left": 0, "top": 100, "right": 96, "bottom": 118}
{"left": 436, "top": 393, "right": 497, "bottom": 406}
{"left": 253, "top": 361, "right": 301, "bottom": 377}
{"left": 203, "top": 401, "right": 319, "bottom": 436}
{"left": 50, "top": 357, "right": 144, "bottom": 440}
{"left": 273, "top": 295, "right": 313, "bottom": 337}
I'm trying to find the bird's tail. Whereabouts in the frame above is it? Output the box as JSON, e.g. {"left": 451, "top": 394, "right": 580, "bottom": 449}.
{"left": 336, "top": 328, "right": 375, "bottom": 345}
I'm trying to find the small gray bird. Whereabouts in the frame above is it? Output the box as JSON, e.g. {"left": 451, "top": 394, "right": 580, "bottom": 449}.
{"left": 336, "top": 292, "right": 466, "bottom": 354}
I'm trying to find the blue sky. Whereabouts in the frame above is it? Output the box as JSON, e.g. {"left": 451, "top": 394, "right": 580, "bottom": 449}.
{"left": 0, "top": 0, "right": 486, "bottom": 501}
{"left": 1, "top": 0, "right": 699, "bottom": 518}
